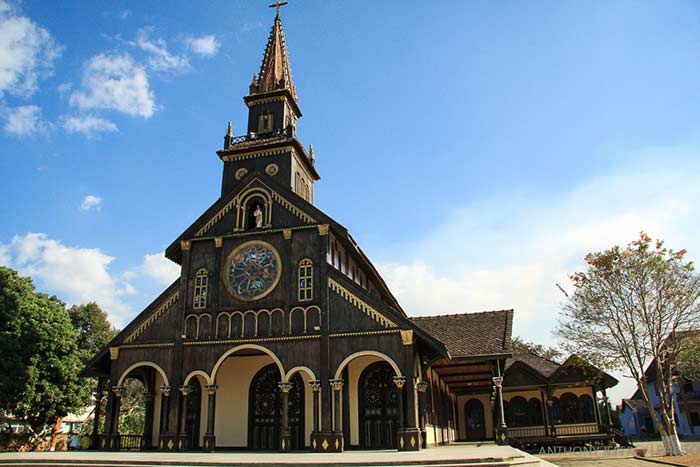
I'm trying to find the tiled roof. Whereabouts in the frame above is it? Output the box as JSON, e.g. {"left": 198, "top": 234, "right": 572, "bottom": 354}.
{"left": 411, "top": 310, "right": 513, "bottom": 358}
{"left": 505, "top": 352, "right": 560, "bottom": 377}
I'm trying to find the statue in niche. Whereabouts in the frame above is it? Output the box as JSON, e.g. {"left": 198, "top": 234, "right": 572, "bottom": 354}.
{"left": 254, "top": 204, "right": 264, "bottom": 228}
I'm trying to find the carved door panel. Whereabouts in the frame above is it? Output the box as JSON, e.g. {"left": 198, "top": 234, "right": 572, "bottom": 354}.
{"left": 249, "top": 364, "right": 305, "bottom": 450}
{"left": 185, "top": 381, "right": 202, "bottom": 449}
{"left": 359, "top": 362, "right": 398, "bottom": 449}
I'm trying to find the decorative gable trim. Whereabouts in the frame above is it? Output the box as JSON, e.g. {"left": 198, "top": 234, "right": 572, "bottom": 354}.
{"left": 328, "top": 277, "right": 397, "bottom": 329}
{"left": 195, "top": 180, "right": 317, "bottom": 237}
{"left": 123, "top": 291, "right": 179, "bottom": 344}
{"left": 271, "top": 190, "right": 316, "bottom": 223}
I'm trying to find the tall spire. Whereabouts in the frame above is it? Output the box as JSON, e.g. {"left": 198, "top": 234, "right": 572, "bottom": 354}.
{"left": 249, "top": 7, "right": 298, "bottom": 103}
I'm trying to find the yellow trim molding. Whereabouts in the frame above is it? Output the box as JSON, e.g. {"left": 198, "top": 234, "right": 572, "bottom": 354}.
{"left": 328, "top": 277, "right": 396, "bottom": 328}
{"left": 123, "top": 291, "right": 179, "bottom": 344}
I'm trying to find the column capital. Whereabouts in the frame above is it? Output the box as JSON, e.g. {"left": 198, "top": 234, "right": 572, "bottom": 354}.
{"left": 492, "top": 376, "right": 504, "bottom": 388}
{"left": 329, "top": 378, "right": 344, "bottom": 391}
{"left": 179, "top": 385, "right": 191, "bottom": 396}
{"left": 393, "top": 376, "right": 407, "bottom": 389}
{"left": 111, "top": 386, "right": 125, "bottom": 397}
{"left": 214, "top": 237, "right": 223, "bottom": 248}
{"left": 205, "top": 384, "right": 218, "bottom": 395}
{"left": 160, "top": 384, "right": 172, "bottom": 396}
{"left": 416, "top": 381, "right": 428, "bottom": 393}
{"left": 278, "top": 382, "right": 293, "bottom": 393}
{"left": 309, "top": 380, "right": 322, "bottom": 392}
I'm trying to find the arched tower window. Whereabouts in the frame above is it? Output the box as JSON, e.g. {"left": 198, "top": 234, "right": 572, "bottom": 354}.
{"left": 298, "top": 259, "right": 313, "bottom": 302}
{"left": 258, "top": 113, "right": 273, "bottom": 133}
{"left": 193, "top": 269, "right": 208, "bottom": 309}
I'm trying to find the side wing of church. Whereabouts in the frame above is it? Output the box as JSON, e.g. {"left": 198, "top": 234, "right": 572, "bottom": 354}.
{"left": 83, "top": 9, "right": 618, "bottom": 453}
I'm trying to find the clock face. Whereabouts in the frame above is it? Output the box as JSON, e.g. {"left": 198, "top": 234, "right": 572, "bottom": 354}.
{"left": 224, "top": 241, "right": 281, "bottom": 301}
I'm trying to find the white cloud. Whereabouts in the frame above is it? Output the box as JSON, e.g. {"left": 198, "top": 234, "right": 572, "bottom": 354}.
{"left": 62, "top": 114, "right": 118, "bottom": 137}
{"left": 136, "top": 28, "right": 189, "bottom": 73}
{"left": 118, "top": 9, "right": 131, "bottom": 20}
{"left": 372, "top": 142, "right": 700, "bottom": 405}
{"left": 69, "top": 53, "right": 156, "bottom": 118}
{"left": 79, "top": 194, "right": 102, "bottom": 211}
{"left": 0, "top": 243, "right": 10, "bottom": 266}
{"left": 141, "top": 252, "right": 180, "bottom": 286}
{"left": 3, "top": 104, "right": 49, "bottom": 136}
{"left": 2, "top": 233, "right": 133, "bottom": 326}
{"left": 0, "top": 2, "right": 60, "bottom": 98}
{"left": 185, "top": 35, "right": 219, "bottom": 57}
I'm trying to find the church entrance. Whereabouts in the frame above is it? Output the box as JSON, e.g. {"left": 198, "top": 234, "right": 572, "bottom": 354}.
{"left": 185, "top": 379, "right": 202, "bottom": 449}
{"left": 464, "top": 399, "right": 486, "bottom": 441}
{"left": 359, "top": 361, "right": 399, "bottom": 449}
{"left": 248, "top": 364, "right": 305, "bottom": 450}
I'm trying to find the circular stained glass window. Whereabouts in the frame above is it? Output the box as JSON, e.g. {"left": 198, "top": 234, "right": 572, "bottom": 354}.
{"left": 224, "top": 241, "right": 281, "bottom": 301}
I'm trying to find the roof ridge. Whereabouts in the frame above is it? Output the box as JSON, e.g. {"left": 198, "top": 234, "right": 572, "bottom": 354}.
{"left": 411, "top": 309, "right": 514, "bottom": 320}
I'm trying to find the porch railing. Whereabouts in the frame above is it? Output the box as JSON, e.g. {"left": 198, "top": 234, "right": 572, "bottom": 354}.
{"left": 118, "top": 434, "right": 143, "bottom": 450}
{"left": 508, "top": 426, "right": 547, "bottom": 438}
{"left": 508, "top": 423, "right": 601, "bottom": 439}
{"left": 554, "top": 423, "right": 600, "bottom": 436}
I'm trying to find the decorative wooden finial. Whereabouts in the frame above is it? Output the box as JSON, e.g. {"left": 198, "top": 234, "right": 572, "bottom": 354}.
{"left": 226, "top": 121, "right": 233, "bottom": 137}
{"left": 309, "top": 144, "right": 315, "bottom": 164}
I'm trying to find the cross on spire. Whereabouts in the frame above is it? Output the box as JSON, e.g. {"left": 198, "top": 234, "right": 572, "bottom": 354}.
{"left": 269, "top": 0, "right": 288, "bottom": 17}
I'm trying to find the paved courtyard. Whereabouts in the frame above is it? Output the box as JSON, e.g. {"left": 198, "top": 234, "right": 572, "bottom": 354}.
{"left": 0, "top": 443, "right": 555, "bottom": 467}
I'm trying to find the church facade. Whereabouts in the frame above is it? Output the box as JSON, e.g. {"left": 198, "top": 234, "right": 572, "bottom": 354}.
{"left": 83, "top": 8, "right": 618, "bottom": 453}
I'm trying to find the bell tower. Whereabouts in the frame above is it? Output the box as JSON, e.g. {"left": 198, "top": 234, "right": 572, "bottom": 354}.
{"left": 217, "top": 2, "right": 319, "bottom": 203}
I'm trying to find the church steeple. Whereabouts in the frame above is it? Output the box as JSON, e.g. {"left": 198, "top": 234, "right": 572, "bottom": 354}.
{"left": 248, "top": 4, "right": 298, "bottom": 104}
{"left": 216, "top": 3, "right": 319, "bottom": 200}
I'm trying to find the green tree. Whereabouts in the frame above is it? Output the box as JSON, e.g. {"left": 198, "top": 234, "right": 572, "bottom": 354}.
{"left": 0, "top": 267, "right": 84, "bottom": 435}
{"left": 511, "top": 336, "right": 564, "bottom": 362}
{"left": 677, "top": 336, "right": 700, "bottom": 382}
{"left": 556, "top": 233, "right": 700, "bottom": 456}
{"left": 68, "top": 303, "right": 117, "bottom": 408}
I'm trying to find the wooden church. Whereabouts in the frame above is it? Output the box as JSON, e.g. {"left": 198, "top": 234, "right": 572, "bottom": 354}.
{"left": 83, "top": 5, "right": 619, "bottom": 453}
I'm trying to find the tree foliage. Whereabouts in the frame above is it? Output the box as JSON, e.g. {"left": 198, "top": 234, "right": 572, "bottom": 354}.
{"left": 511, "top": 336, "right": 564, "bottom": 363}
{"left": 677, "top": 335, "right": 700, "bottom": 382}
{"left": 0, "top": 267, "right": 84, "bottom": 433}
{"left": 67, "top": 303, "right": 117, "bottom": 408}
{"left": 556, "top": 233, "right": 700, "bottom": 456}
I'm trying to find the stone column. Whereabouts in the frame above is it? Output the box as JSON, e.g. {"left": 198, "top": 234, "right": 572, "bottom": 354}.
{"left": 493, "top": 376, "right": 508, "bottom": 445}
{"left": 310, "top": 380, "right": 321, "bottom": 434}
{"left": 178, "top": 385, "right": 190, "bottom": 451}
{"left": 416, "top": 381, "right": 428, "bottom": 449}
{"left": 203, "top": 384, "right": 217, "bottom": 451}
{"left": 158, "top": 385, "right": 171, "bottom": 449}
{"left": 316, "top": 378, "right": 343, "bottom": 452}
{"left": 278, "top": 382, "right": 292, "bottom": 451}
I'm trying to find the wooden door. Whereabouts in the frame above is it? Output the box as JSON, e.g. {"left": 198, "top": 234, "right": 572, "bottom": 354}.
{"left": 359, "top": 362, "right": 399, "bottom": 449}
{"left": 464, "top": 399, "right": 486, "bottom": 441}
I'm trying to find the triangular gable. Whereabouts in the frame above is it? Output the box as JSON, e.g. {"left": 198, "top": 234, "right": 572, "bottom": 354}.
{"left": 551, "top": 354, "right": 618, "bottom": 389}
{"left": 166, "top": 170, "right": 344, "bottom": 263}
{"left": 81, "top": 279, "right": 180, "bottom": 377}
{"left": 503, "top": 359, "right": 549, "bottom": 387}
{"left": 328, "top": 269, "right": 447, "bottom": 357}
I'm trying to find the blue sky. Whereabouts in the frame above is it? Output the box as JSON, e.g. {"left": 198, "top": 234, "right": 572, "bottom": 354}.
{"left": 1, "top": 0, "right": 700, "bottom": 403}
